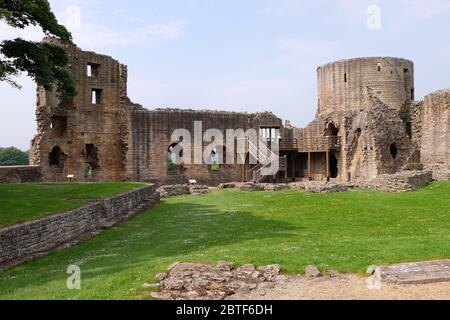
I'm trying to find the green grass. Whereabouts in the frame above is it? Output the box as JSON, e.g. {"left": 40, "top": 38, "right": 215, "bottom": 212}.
{"left": 0, "top": 183, "right": 146, "bottom": 227}
{"left": 0, "top": 182, "right": 449, "bottom": 300}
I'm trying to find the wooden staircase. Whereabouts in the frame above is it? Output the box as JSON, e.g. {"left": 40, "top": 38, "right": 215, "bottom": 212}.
{"left": 242, "top": 138, "right": 287, "bottom": 183}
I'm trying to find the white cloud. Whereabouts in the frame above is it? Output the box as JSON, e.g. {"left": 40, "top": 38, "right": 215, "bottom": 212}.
{"left": 70, "top": 21, "right": 186, "bottom": 49}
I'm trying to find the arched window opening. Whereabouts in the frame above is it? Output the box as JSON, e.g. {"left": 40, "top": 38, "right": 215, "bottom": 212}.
{"left": 326, "top": 123, "right": 339, "bottom": 136}
{"left": 209, "top": 147, "right": 223, "bottom": 171}
{"left": 168, "top": 143, "right": 184, "bottom": 174}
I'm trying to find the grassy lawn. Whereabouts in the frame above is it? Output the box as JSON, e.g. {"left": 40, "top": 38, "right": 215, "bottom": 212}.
{"left": 0, "top": 183, "right": 146, "bottom": 227}
{"left": 0, "top": 182, "right": 449, "bottom": 300}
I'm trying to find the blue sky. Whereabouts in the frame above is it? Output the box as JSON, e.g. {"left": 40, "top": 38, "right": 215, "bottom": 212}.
{"left": 1, "top": 0, "right": 450, "bottom": 149}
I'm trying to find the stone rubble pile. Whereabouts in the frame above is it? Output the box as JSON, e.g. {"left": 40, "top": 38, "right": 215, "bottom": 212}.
{"left": 189, "top": 185, "right": 210, "bottom": 196}
{"left": 157, "top": 184, "right": 210, "bottom": 198}
{"left": 302, "top": 182, "right": 350, "bottom": 193}
{"left": 159, "top": 170, "right": 435, "bottom": 199}
{"left": 150, "top": 262, "right": 286, "bottom": 300}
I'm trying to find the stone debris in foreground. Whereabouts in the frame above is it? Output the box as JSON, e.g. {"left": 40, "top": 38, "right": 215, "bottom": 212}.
{"left": 381, "top": 260, "right": 450, "bottom": 285}
{"left": 150, "top": 262, "right": 283, "bottom": 300}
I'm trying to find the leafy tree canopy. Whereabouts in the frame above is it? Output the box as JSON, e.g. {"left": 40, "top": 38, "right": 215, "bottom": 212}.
{"left": 0, "top": 147, "right": 29, "bottom": 166}
{"left": 0, "top": 0, "right": 76, "bottom": 99}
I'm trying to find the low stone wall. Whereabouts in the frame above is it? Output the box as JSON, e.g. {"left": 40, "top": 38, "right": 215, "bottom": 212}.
{"left": 0, "top": 184, "right": 160, "bottom": 269}
{"left": 0, "top": 165, "right": 42, "bottom": 183}
{"left": 157, "top": 184, "right": 190, "bottom": 198}
{"left": 365, "top": 171, "right": 433, "bottom": 192}
{"left": 432, "top": 170, "right": 450, "bottom": 181}
{"left": 157, "top": 184, "right": 210, "bottom": 198}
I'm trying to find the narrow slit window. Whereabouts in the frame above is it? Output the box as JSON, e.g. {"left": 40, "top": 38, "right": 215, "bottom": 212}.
{"left": 344, "top": 73, "right": 347, "bottom": 83}
{"left": 377, "top": 64, "right": 381, "bottom": 72}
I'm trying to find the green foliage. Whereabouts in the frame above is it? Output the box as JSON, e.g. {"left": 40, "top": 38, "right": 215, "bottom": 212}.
{"left": 83, "top": 163, "right": 92, "bottom": 178}
{"left": 210, "top": 162, "right": 221, "bottom": 171}
{"left": 167, "top": 157, "right": 177, "bottom": 173}
{"left": 0, "top": 182, "right": 449, "bottom": 299}
{"left": 0, "top": 0, "right": 76, "bottom": 99}
{"left": 0, "top": 147, "right": 29, "bottom": 166}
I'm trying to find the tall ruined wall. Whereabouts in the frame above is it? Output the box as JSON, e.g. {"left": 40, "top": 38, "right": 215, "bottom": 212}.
{"left": 421, "top": 89, "right": 450, "bottom": 172}
{"left": 317, "top": 57, "right": 414, "bottom": 114}
{"left": 126, "top": 107, "right": 284, "bottom": 185}
{"left": 31, "top": 39, "right": 129, "bottom": 181}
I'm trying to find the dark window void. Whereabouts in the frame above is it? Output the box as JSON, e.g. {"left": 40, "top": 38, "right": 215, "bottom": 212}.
{"left": 326, "top": 123, "right": 339, "bottom": 136}
{"left": 87, "top": 63, "right": 100, "bottom": 78}
{"left": 378, "top": 64, "right": 381, "bottom": 72}
{"left": 344, "top": 73, "right": 347, "bottom": 83}
{"left": 390, "top": 143, "right": 398, "bottom": 160}
{"left": 404, "top": 68, "right": 410, "bottom": 75}
{"left": 405, "top": 122, "right": 412, "bottom": 138}
{"left": 330, "top": 152, "right": 339, "bottom": 178}
{"left": 84, "top": 144, "right": 100, "bottom": 169}
{"left": 50, "top": 116, "right": 67, "bottom": 137}
{"left": 49, "top": 146, "right": 66, "bottom": 166}
{"left": 411, "top": 88, "right": 415, "bottom": 100}
{"left": 91, "top": 89, "right": 102, "bottom": 104}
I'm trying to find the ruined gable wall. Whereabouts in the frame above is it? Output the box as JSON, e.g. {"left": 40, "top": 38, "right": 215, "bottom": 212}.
{"left": 31, "top": 40, "right": 129, "bottom": 181}
{"left": 421, "top": 89, "right": 450, "bottom": 172}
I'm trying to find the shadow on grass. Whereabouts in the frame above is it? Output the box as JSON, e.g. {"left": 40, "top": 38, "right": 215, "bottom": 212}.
{"left": 0, "top": 200, "right": 299, "bottom": 295}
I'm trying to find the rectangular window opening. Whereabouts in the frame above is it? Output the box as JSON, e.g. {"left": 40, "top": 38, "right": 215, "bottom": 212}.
{"left": 91, "top": 89, "right": 102, "bottom": 104}
{"left": 87, "top": 63, "right": 100, "bottom": 78}
{"left": 344, "top": 73, "right": 347, "bottom": 83}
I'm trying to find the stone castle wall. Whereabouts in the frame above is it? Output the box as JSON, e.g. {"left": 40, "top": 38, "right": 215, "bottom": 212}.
{"left": 30, "top": 38, "right": 129, "bottom": 182}
{"left": 421, "top": 89, "right": 450, "bottom": 172}
{"left": 0, "top": 166, "right": 42, "bottom": 184}
{"left": 0, "top": 184, "right": 159, "bottom": 268}
{"left": 318, "top": 57, "right": 414, "bottom": 114}
{"left": 29, "top": 41, "right": 450, "bottom": 184}
{"left": 126, "top": 106, "right": 284, "bottom": 184}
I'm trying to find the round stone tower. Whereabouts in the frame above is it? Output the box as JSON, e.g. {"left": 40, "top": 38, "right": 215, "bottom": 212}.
{"left": 317, "top": 57, "right": 414, "bottom": 114}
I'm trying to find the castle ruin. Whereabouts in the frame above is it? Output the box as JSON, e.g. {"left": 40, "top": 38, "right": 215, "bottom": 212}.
{"left": 28, "top": 39, "right": 450, "bottom": 185}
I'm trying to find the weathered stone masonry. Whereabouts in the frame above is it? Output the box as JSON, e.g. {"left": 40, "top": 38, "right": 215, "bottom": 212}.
{"left": 0, "top": 165, "right": 42, "bottom": 183}
{"left": 28, "top": 41, "right": 450, "bottom": 185}
{"left": 0, "top": 184, "right": 160, "bottom": 268}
